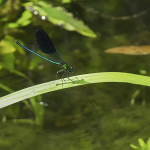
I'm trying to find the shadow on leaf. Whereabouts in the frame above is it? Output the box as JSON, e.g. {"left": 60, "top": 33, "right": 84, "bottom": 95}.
{"left": 56, "top": 78, "right": 89, "bottom": 86}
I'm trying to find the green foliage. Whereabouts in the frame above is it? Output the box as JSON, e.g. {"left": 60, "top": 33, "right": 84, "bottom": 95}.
{"left": 23, "top": 1, "right": 96, "bottom": 37}
{"left": 29, "top": 53, "right": 42, "bottom": 70}
{"left": 62, "top": 0, "right": 71, "bottom": 3}
{"left": 0, "top": 36, "right": 16, "bottom": 55}
{"left": 2, "top": 53, "right": 15, "bottom": 69}
{"left": 0, "top": 0, "right": 3, "bottom": 5}
{"left": 0, "top": 62, "right": 33, "bottom": 85}
{"left": 0, "top": 83, "right": 13, "bottom": 93}
{"left": 131, "top": 138, "right": 150, "bottom": 150}
{"left": 8, "top": 10, "right": 32, "bottom": 28}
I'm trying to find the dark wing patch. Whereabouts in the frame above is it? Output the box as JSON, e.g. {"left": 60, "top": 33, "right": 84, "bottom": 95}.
{"left": 35, "top": 29, "right": 56, "bottom": 54}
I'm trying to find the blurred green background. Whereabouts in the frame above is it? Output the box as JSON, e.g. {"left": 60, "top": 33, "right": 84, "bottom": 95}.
{"left": 0, "top": 0, "right": 150, "bottom": 150}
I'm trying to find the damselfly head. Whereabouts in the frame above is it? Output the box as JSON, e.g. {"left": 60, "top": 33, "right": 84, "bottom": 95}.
{"left": 69, "top": 67, "right": 73, "bottom": 73}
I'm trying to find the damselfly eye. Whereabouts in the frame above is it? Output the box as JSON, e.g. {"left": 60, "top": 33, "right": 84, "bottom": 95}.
{"left": 69, "top": 67, "right": 73, "bottom": 73}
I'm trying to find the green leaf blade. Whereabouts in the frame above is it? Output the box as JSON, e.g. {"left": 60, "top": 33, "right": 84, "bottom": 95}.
{"left": 34, "top": 2, "right": 96, "bottom": 37}
{"left": 1, "top": 72, "right": 150, "bottom": 109}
